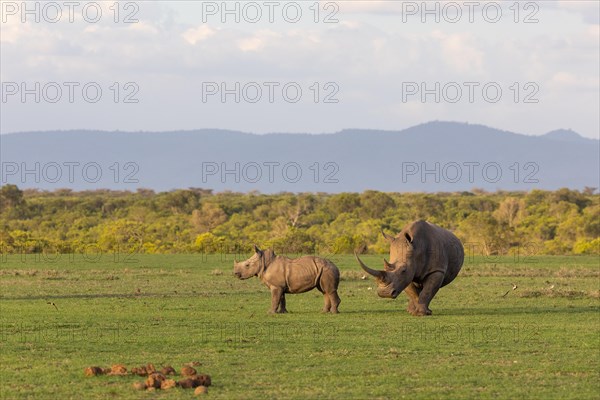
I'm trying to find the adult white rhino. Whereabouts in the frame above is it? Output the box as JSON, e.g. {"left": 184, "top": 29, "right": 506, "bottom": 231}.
{"left": 356, "top": 220, "right": 464, "bottom": 316}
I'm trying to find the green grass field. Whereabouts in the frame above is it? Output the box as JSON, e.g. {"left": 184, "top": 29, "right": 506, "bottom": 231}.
{"left": 0, "top": 253, "right": 598, "bottom": 399}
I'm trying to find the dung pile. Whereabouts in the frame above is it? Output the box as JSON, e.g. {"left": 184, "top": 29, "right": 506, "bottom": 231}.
{"left": 84, "top": 362, "right": 212, "bottom": 395}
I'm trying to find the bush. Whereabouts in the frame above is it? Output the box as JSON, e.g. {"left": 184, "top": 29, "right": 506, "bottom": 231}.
{"left": 266, "top": 229, "right": 314, "bottom": 254}
{"left": 194, "top": 232, "right": 226, "bottom": 253}
{"left": 573, "top": 238, "right": 600, "bottom": 255}
{"left": 331, "top": 235, "right": 365, "bottom": 254}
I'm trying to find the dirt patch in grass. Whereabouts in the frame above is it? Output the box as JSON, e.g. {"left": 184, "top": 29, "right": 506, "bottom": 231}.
{"left": 340, "top": 270, "right": 368, "bottom": 281}
{"left": 461, "top": 266, "right": 600, "bottom": 278}
{"left": 518, "top": 288, "right": 599, "bottom": 299}
{"left": 0, "top": 269, "right": 66, "bottom": 278}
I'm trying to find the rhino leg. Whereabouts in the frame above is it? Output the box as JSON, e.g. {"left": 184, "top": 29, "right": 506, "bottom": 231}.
{"left": 269, "top": 287, "right": 284, "bottom": 314}
{"left": 404, "top": 283, "right": 421, "bottom": 315}
{"left": 327, "top": 291, "right": 341, "bottom": 314}
{"left": 277, "top": 294, "right": 288, "bottom": 314}
{"left": 318, "top": 266, "right": 340, "bottom": 313}
{"left": 322, "top": 293, "right": 331, "bottom": 313}
{"left": 413, "top": 271, "right": 445, "bottom": 316}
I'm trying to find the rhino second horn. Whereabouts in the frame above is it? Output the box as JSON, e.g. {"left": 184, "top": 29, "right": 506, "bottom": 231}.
{"left": 383, "top": 259, "right": 395, "bottom": 271}
{"left": 354, "top": 252, "right": 384, "bottom": 279}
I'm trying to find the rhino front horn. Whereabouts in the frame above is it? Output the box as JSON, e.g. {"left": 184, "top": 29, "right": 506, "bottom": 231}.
{"left": 354, "top": 252, "right": 384, "bottom": 279}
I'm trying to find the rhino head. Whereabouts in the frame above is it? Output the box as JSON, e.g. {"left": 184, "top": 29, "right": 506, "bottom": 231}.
{"left": 233, "top": 245, "right": 272, "bottom": 279}
{"left": 355, "top": 230, "right": 417, "bottom": 299}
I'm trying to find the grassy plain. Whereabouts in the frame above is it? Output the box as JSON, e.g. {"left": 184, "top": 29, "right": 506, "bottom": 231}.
{"left": 0, "top": 253, "right": 598, "bottom": 399}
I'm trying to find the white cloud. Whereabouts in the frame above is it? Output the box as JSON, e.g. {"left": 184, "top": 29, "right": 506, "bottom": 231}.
{"left": 237, "top": 36, "right": 264, "bottom": 52}
{"left": 129, "top": 21, "right": 160, "bottom": 36}
{"left": 336, "top": 1, "right": 404, "bottom": 15}
{"left": 0, "top": 18, "right": 27, "bottom": 44}
{"left": 182, "top": 25, "right": 216, "bottom": 45}
{"left": 236, "top": 30, "right": 282, "bottom": 52}
{"left": 430, "top": 30, "right": 484, "bottom": 74}
{"left": 556, "top": 1, "right": 600, "bottom": 24}
{"left": 549, "top": 72, "right": 600, "bottom": 91}
{"left": 588, "top": 24, "right": 600, "bottom": 39}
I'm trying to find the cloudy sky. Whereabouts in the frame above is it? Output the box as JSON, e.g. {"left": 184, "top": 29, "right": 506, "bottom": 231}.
{"left": 1, "top": 1, "right": 598, "bottom": 138}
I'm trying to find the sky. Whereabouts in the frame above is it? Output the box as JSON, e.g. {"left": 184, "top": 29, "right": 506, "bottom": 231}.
{"left": 1, "top": 0, "right": 599, "bottom": 138}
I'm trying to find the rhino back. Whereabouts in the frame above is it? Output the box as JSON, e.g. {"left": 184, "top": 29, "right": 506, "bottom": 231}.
{"left": 260, "top": 256, "right": 318, "bottom": 293}
{"left": 263, "top": 256, "right": 338, "bottom": 294}
{"left": 284, "top": 257, "right": 326, "bottom": 293}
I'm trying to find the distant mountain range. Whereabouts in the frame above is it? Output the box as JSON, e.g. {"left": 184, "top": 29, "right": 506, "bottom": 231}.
{"left": 1, "top": 121, "right": 598, "bottom": 193}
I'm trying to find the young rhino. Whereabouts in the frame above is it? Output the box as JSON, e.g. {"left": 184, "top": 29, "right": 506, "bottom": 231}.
{"left": 233, "top": 245, "right": 341, "bottom": 314}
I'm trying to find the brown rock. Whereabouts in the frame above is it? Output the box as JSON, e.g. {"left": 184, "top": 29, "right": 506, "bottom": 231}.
{"left": 84, "top": 366, "right": 104, "bottom": 376}
{"left": 161, "top": 365, "right": 176, "bottom": 375}
{"left": 194, "top": 385, "right": 208, "bottom": 395}
{"left": 132, "top": 381, "right": 147, "bottom": 391}
{"left": 181, "top": 366, "right": 197, "bottom": 376}
{"left": 146, "top": 363, "right": 156, "bottom": 374}
{"left": 161, "top": 379, "right": 177, "bottom": 390}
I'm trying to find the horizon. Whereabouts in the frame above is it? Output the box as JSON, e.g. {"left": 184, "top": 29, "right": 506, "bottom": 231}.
{"left": 1, "top": 120, "right": 595, "bottom": 140}
{"left": 10, "top": 185, "right": 598, "bottom": 196}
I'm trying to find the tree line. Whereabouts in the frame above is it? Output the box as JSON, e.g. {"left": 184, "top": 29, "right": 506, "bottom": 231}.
{"left": 1, "top": 185, "right": 598, "bottom": 256}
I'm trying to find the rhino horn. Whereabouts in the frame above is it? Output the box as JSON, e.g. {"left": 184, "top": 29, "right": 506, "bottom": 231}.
{"left": 254, "top": 244, "right": 262, "bottom": 253}
{"left": 355, "top": 252, "right": 385, "bottom": 279}
{"left": 383, "top": 258, "right": 395, "bottom": 271}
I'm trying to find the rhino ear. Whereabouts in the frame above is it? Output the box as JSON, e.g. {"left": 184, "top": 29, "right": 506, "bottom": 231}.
{"left": 253, "top": 244, "right": 262, "bottom": 254}
{"left": 404, "top": 232, "right": 413, "bottom": 244}
{"left": 381, "top": 229, "right": 395, "bottom": 243}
